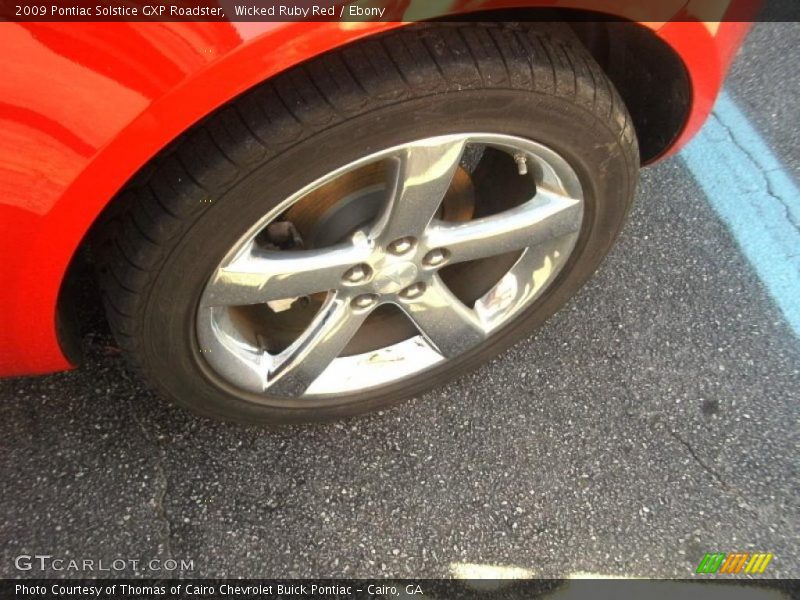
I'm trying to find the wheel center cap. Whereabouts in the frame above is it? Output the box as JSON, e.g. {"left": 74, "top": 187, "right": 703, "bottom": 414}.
{"left": 373, "top": 262, "right": 418, "bottom": 294}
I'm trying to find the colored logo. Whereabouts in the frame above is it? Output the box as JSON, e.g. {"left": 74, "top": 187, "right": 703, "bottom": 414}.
{"left": 696, "top": 552, "right": 773, "bottom": 574}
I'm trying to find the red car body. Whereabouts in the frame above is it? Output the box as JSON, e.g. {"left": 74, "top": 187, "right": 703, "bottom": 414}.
{"left": 0, "top": 1, "right": 753, "bottom": 377}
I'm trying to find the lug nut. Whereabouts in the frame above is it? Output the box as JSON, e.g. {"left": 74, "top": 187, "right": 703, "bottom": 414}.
{"left": 387, "top": 237, "right": 416, "bottom": 255}
{"left": 343, "top": 263, "right": 371, "bottom": 284}
{"left": 399, "top": 282, "right": 426, "bottom": 300}
{"left": 423, "top": 248, "right": 449, "bottom": 267}
{"left": 351, "top": 294, "right": 379, "bottom": 310}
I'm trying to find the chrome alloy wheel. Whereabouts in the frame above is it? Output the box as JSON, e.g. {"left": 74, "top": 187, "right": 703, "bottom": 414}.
{"left": 196, "top": 134, "right": 584, "bottom": 401}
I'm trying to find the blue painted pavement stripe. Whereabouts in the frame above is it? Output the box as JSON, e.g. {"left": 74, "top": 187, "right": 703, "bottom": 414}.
{"left": 681, "top": 89, "right": 800, "bottom": 337}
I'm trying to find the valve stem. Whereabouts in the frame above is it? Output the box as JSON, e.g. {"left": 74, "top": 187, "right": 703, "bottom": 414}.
{"left": 514, "top": 153, "right": 528, "bottom": 176}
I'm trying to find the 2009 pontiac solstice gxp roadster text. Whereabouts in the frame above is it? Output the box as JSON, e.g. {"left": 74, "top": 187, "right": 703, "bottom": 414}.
{"left": 0, "top": 1, "right": 752, "bottom": 422}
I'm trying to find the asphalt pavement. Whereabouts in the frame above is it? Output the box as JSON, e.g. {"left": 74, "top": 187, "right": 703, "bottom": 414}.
{"left": 1, "top": 23, "right": 798, "bottom": 580}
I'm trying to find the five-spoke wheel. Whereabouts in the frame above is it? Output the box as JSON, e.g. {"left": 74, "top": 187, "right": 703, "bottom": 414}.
{"left": 197, "top": 134, "right": 584, "bottom": 398}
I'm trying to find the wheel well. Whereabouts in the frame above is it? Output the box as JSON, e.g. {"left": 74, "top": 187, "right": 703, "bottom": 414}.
{"left": 57, "top": 14, "right": 690, "bottom": 360}
{"left": 569, "top": 18, "right": 692, "bottom": 163}
{"left": 435, "top": 8, "right": 692, "bottom": 163}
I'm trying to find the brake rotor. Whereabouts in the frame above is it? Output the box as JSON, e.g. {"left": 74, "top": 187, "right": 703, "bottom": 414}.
{"left": 284, "top": 160, "right": 476, "bottom": 246}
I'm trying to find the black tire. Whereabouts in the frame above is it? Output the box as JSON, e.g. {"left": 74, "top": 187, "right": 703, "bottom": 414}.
{"left": 95, "top": 22, "right": 639, "bottom": 424}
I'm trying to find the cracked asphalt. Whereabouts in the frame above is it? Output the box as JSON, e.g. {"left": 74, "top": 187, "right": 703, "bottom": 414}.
{"left": 1, "top": 23, "right": 798, "bottom": 580}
